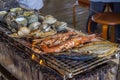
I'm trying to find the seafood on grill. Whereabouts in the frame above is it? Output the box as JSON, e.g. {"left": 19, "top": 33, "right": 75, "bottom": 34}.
{"left": 9, "top": 27, "right": 30, "bottom": 37}
{"left": 10, "top": 8, "right": 23, "bottom": 15}
{"left": 39, "top": 23, "right": 52, "bottom": 32}
{"left": 0, "top": 8, "right": 70, "bottom": 38}
{"left": 8, "top": 33, "right": 19, "bottom": 38}
{"left": 26, "top": 14, "right": 39, "bottom": 24}
{"left": 53, "top": 21, "right": 67, "bottom": 32}
{"left": 0, "top": 11, "right": 7, "bottom": 21}
{"left": 3, "top": 9, "right": 39, "bottom": 32}
{"left": 41, "top": 36, "right": 89, "bottom": 53}
{"left": 9, "top": 28, "right": 57, "bottom": 38}
{"left": 32, "top": 32, "right": 97, "bottom": 53}
{"left": 30, "top": 29, "right": 57, "bottom": 38}
{"left": 32, "top": 31, "right": 77, "bottom": 47}
{"left": 10, "top": 8, "right": 23, "bottom": 12}
{"left": 71, "top": 41, "right": 118, "bottom": 57}
{"left": 10, "top": 17, "right": 28, "bottom": 32}
{"left": 32, "top": 31, "right": 77, "bottom": 53}
{"left": 38, "top": 15, "right": 44, "bottom": 22}
{"left": 17, "top": 27, "right": 30, "bottom": 37}
{"left": 3, "top": 8, "right": 24, "bottom": 32}
{"left": 28, "top": 22, "right": 41, "bottom": 31}
{"left": 43, "top": 15, "right": 57, "bottom": 24}
{"left": 14, "top": 17, "right": 28, "bottom": 27}
{"left": 4, "top": 12, "right": 17, "bottom": 31}
{"left": 23, "top": 11, "right": 35, "bottom": 16}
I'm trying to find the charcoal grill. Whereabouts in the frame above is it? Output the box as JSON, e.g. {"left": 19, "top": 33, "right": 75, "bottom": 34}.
{"left": 0, "top": 23, "right": 119, "bottom": 80}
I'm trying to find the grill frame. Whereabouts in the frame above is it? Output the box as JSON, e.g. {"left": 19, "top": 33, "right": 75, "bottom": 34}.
{"left": 0, "top": 24, "right": 119, "bottom": 79}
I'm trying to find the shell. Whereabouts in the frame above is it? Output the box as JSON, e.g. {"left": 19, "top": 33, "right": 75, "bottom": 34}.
{"left": 40, "top": 23, "right": 52, "bottom": 32}
{"left": 10, "top": 8, "right": 23, "bottom": 12}
{"left": 33, "top": 30, "right": 57, "bottom": 38}
{"left": 4, "top": 12, "right": 17, "bottom": 31}
{"left": 0, "top": 11, "right": 7, "bottom": 21}
{"left": 10, "top": 8, "right": 23, "bottom": 15}
{"left": 9, "top": 17, "right": 27, "bottom": 32}
{"left": 8, "top": 33, "right": 18, "bottom": 38}
{"left": 30, "top": 30, "right": 41, "bottom": 37}
{"left": 14, "top": 17, "right": 28, "bottom": 26}
{"left": 38, "top": 15, "right": 44, "bottom": 22}
{"left": 43, "top": 15, "right": 57, "bottom": 24}
{"left": 28, "top": 22, "right": 41, "bottom": 31}
{"left": 23, "top": 11, "right": 35, "bottom": 16}
{"left": 5, "top": 12, "right": 17, "bottom": 21}
{"left": 18, "top": 27, "right": 30, "bottom": 37}
{"left": 54, "top": 21, "right": 67, "bottom": 31}
{"left": 26, "top": 14, "right": 38, "bottom": 24}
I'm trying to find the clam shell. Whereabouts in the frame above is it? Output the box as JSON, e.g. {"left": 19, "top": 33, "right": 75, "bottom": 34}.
{"left": 23, "top": 11, "right": 35, "bottom": 16}
{"left": 10, "top": 8, "right": 23, "bottom": 15}
{"left": 18, "top": 27, "right": 30, "bottom": 37}
{"left": 0, "top": 11, "right": 7, "bottom": 21}
{"left": 38, "top": 15, "right": 44, "bottom": 22}
{"left": 54, "top": 21, "right": 67, "bottom": 31}
{"left": 9, "top": 17, "right": 28, "bottom": 32}
{"left": 44, "top": 26, "right": 51, "bottom": 32}
{"left": 0, "top": 11, "right": 7, "bottom": 15}
{"left": 34, "top": 30, "right": 57, "bottom": 38}
{"left": 5, "top": 12, "right": 17, "bottom": 21}
{"left": 40, "top": 23, "right": 48, "bottom": 29}
{"left": 43, "top": 15, "right": 57, "bottom": 24}
{"left": 40, "top": 23, "right": 52, "bottom": 32}
{"left": 14, "top": 17, "right": 28, "bottom": 26}
{"left": 4, "top": 12, "right": 17, "bottom": 32}
{"left": 9, "top": 33, "right": 18, "bottom": 38}
{"left": 30, "top": 30, "right": 40, "bottom": 37}
{"left": 18, "top": 31, "right": 24, "bottom": 37}
{"left": 28, "top": 22, "right": 41, "bottom": 31}
{"left": 27, "top": 14, "right": 38, "bottom": 24}
{"left": 10, "top": 8, "right": 23, "bottom": 12}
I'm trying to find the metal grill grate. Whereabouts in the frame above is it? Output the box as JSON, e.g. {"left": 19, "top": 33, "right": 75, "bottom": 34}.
{"left": 0, "top": 24, "right": 117, "bottom": 79}
{"left": 41, "top": 54, "right": 109, "bottom": 78}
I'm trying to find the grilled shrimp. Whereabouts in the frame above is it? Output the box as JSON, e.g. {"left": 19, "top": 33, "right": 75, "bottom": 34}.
{"left": 33, "top": 31, "right": 77, "bottom": 47}
{"left": 40, "top": 36, "right": 91, "bottom": 53}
